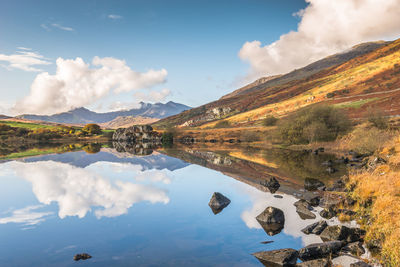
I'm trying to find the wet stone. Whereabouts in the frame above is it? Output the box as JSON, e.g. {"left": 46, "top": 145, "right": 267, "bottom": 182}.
{"left": 208, "top": 192, "right": 231, "bottom": 214}
{"left": 304, "top": 178, "right": 325, "bottom": 191}
{"left": 296, "top": 258, "right": 331, "bottom": 267}
{"left": 256, "top": 206, "right": 285, "bottom": 236}
{"left": 253, "top": 248, "right": 298, "bottom": 267}
{"left": 298, "top": 241, "right": 344, "bottom": 261}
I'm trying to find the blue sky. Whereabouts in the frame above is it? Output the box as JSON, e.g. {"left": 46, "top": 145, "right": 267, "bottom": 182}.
{"left": 0, "top": 0, "right": 306, "bottom": 115}
{"left": 1, "top": 0, "right": 400, "bottom": 115}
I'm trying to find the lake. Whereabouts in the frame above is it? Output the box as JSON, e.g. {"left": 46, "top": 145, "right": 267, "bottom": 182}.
{"left": 0, "top": 144, "right": 347, "bottom": 266}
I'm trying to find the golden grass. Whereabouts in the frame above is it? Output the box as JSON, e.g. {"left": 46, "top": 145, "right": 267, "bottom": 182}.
{"left": 348, "top": 133, "right": 400, "bottom": 266}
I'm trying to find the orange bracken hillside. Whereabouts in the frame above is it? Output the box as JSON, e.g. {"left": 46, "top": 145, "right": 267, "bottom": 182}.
{"left": 154, "top": 39, "right": 400, "bottom": 128}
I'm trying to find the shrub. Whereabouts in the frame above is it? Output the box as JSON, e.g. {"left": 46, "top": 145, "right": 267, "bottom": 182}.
{"left": 214, "top": 120, "right": 231, "bottom": 128}
{"left": 82, "top": 143, "right": 101, "bottom": 154}
{"left": 263, "top": 115, "right": 278, "bottom": 126}
{"left": 326, "top": 92, "right": 335, "bottom": 98}
{"left": 367, "top": 108, "right": 389, "bottom": 129}
{"left": 343, "top": 126, "right": 394, "bottom": 155}
{"left": 278, "top": 105, "right": 351, "bottom": 144}
{"left": 82, "top": 124, "right": 102, "bottom": 135}
{"left": 161, "top": 132, "right": 174, "bottom": 147}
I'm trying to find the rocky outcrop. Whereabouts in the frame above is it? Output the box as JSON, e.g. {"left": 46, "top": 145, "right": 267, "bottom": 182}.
{"left": 180, "top": 106, "right": 232, "bottom": 127}
{"left": 112, "top": 125, "right": 161, "bottom": 143}
{"left": 341, "top": 241, "right": 366, "bottom": 256}
{"left": 208, "top": 192, "right": 231, "bottom": 214}
{"left": 112, "top": 141, "right": 157, "bottom": 156}
{"left": 298, "top": 241, "right": 344, "bottom": 261}
{"left": 253, "top": 248, "right": 298, "bottom": 267}
{"left": 256, "top": 207, "right": 285, "bottom": 236}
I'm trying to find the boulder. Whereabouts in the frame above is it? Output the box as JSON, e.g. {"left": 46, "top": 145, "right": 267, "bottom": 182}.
{"left": 253, "top": 248, "right": 298, "bottom": 267}
{"left": 208, "top": 192, "right": 231, "bottom": 214}
{"left": 301, "top": 220, "right": 327, "bottom": 235}
{"left": 304, "top": 178, "right": 325, "bottom": 191}
{"left": 301, "top": 222, "right": 320, "bottom": 235}
{"left": 326, "top": 167, "right": 337, "bottom": 174}
{"left": 73, "top": 253, "right": 92, "bottom": 261}
{"left": 319, "top": 207, "right": 337, "bottom": 219}
{"left": 298, "top": 241, "right": 344, "bottom": 261}
{"left": 296, "top": 258, "right": 331, "bottom": 267}
{"left": 341, "top": 241, "right": 365, "bottom": 256}
{"left": 350, "top": 261, "right": 372, "bottom": 267}
{"left": 320, "top": 225, "right": 365, "bottom": 243}
{"left": 305, "top": 196, "right": 320, "bottom": 207}
{"left": 256, "top": 207, "right": 285, "bottom": 236}
{"left": 311, "top": 220, "right": 328, "bottom": 235}
{"left": 261, "top": 177, "right": 280, "bottom": 193}
{"left": 294, "top": 200, "right": 316, "bottom": 220}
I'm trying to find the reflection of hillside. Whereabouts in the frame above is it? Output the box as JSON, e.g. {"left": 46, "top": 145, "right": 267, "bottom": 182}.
{"left": 160, "top": 146, "right": 345, "bottom": 196}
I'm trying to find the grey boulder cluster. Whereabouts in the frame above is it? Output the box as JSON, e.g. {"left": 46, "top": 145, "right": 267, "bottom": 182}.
{"left": 112, "top": 125, "right": 161, "bottom": 143}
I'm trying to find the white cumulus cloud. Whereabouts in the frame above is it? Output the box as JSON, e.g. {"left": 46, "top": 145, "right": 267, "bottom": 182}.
{"left": 0, "top": 48, "right": 51, "bottom": 72}
{"left": 239, "top": 0, "right": 400, "bottom": 80}
{"left": 13, "top": 56, "right": 168, "bottom": 115}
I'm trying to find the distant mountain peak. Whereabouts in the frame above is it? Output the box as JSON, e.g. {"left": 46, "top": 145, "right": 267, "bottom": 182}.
{"left": 17, "top": 101, "right": 191, "bottom": 125}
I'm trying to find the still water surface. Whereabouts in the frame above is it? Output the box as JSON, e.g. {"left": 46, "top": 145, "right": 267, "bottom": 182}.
{"left": 0, "top": 147, "right": 343, "bottom": 266}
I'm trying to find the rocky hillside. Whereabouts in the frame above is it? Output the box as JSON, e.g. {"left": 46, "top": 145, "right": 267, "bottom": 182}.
{"left": 154, "top": 39, "right": 400, "bottom": 128}
{"left": 18, "top": 101, "right": 190, "bottom": 125}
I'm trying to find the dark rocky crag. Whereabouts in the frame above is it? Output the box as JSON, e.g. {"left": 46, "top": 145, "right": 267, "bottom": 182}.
{"left": 112, "top": 125, "right": 163, "bottom": 155}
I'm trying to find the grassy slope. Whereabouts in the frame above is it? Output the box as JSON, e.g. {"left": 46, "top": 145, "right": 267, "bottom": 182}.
{"left": 0, "top": 120, "right": 56, "bottom": 130}
{"left": 348, "top": 134, "right": 400, "bottom": 266}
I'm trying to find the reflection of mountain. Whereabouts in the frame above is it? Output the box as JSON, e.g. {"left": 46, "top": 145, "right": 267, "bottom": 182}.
{"left": 5, "top": 161, "right": 170, "bottom": 219}
{"left": 160, "top": 147, "right": 345, "bottom": 197}
{"left": 21, "top": 149, "right": 189, "bottom": 171}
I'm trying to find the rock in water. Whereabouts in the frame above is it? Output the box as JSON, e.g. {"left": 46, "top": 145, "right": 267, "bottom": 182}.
{"left": 261, "top": 177, "right": 280, "bottom": 193}
{"left": 320, "top": 225, "right": 365, "bottom": 243}
{"left": 253, "top": 248, "right": 298, "bottom": 266}
{"left": 301, "top": 220, "right": 327, "bottom": 235}
{"left": 304, "top": 178, "right": 325, "bottom": 191}
{"left": 73, "top": 253, "right": 92, "bottom": 261}
{"left": 294, "top": 200, "right": 316, "bottom": 220}
{"left": 256, "top": 206, "right": 285, "bottom": 236}
{"left": 341, "top": 241, "right": 366, "bottom": 256}
{"left": 298, "top": 241, "right": 344, "bottom": 261}
{"left": 297, "top": 258, "right": 331, "bottom": 267}
{"left": 350, "top": 261, "right": 372, "bottom": 267}
{"left": 208, "top": 192, "right": 231, "bottom": 214}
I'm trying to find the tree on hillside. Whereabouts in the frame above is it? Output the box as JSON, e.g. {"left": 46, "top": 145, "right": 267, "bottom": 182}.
{"left": 82, "top": 124, "right": 102, "bottom": 135}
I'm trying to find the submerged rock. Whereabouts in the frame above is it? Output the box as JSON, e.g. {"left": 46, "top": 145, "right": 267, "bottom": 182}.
{"left": 73, "top": 253, "right": 92, "bottom": 261}
{"left": 261, "top": 177, "right": 280, "bottom": 193}
{"left": 296, "top": 258, "right": 331, "bottom": 267}
{"left": 298, "top": 241, "right": 343, "bottom": 261}
{"left": 304, "top": 178, "right": 325, "bottom": 191}
{"left": 208, "top": 192, "right": 231, "bottom": 214}
{"left": 294, "top": 200, "right": 316, "bottom": 220}
{"left": 256, "top": 206, "right": 285, "bottom": 236}
{"left": 253, "top": 248, "right": 298, "bottom": 267}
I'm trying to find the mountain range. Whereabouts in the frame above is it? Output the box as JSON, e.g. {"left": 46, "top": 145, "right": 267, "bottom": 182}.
{"left": 17, "top": 101, "right": 191, "bottom": 125}
{"left": 154, "top": 39, "right": 400, "bottom": 128}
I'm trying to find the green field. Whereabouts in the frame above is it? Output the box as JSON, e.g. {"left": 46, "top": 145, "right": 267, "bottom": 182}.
{"left": 0, "top": 120, "right": 56, "bottom": 130}
{"left": 334, "top": 97, "right": 380, "bottom": 109}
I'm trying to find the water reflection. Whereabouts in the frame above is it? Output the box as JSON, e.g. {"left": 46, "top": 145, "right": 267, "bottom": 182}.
{"left": 0, "top": 144, "right": 349, "bottom": 266}
{"left": 3, "top": 160, "right": 170, "bottom": 220}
